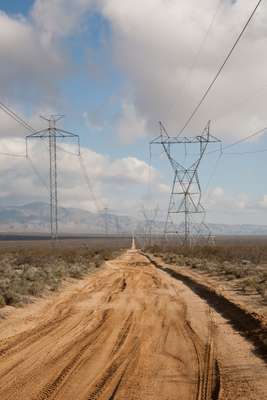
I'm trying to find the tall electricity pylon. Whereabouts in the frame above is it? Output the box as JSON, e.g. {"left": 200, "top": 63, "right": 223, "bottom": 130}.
{"left": 114, "top": 215, "right": 121, "bottom": 235}
{"left": 101, "top": 207, "right": 109, "bottom": 235}
{"left": 26, "top": 115, "right": 80, "bottom": 240}
{"left": 150, "top": 121, "right": 220, "bottom": 246}
{"left": 141, "top": 206, "right": 159, "bottom": 248}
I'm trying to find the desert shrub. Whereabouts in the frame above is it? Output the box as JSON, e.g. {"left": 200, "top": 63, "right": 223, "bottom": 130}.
{"left": 69, "top": 264, "right": 84, "bottom": 279}
{"left": 4, "top": 290, "right": 22, "bottom": 306}
{"left": 0, "top": 294, "right": 5, "bottom": 307}
{"left": 0, "top": 245, "right": 120, "bottom": 308}
{"left": 28, "top": 281, "right": 44, "bottom": 296}
{"left": 148, "top": 238, "right": 267, "bottom": 304}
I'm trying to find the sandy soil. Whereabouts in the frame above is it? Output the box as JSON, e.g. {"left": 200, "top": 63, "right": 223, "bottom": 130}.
{"left": 0, "top": 249, "right": 266, "bottom": 399}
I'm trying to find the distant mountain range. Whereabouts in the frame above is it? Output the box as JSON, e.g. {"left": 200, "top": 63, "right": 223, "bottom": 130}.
{"left": 0, "top": 202, "right": 267, "bottom": 236}
{"left": 0, "top": 202, "right": 134, "bottom": 234}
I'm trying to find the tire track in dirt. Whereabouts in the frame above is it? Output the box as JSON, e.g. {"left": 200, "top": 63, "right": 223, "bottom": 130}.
{"left": 35, "top": 310, "right": 113, "bottom": 400}
{"left": 199, "top": 308, "right": 220, "bottom": 400}
{"left": 0, "top": 249, "right": 265, "bottom": 399}
{"left": 145, "top": 253, "right": 267, "bottom": 361}
{"left": 86, "top": 341, "right": 140, "bottom": 400}
{"left": 144, "top": 252, "right": 267, "bottom": 399}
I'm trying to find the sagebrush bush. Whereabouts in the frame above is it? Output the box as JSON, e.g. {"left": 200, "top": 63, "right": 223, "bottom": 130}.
{"left": 0, "top": 245, "right": 120, "bottom": 308}
{"left": 148, "top": 239, "right": 267, "bottom": 305}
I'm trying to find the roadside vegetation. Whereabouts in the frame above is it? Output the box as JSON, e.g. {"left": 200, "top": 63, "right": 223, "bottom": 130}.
{"left": 148, "top": 238, "right": 267, "bottom": 305}
{"left": 0, "top": 245, "right": 120, "bottom": 308}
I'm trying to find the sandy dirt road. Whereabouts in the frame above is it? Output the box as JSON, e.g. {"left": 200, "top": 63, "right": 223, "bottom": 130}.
{"left": 0, "top": 249, "right": 266, "bottom": 399}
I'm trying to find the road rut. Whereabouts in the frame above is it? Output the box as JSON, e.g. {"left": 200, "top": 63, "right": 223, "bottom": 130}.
{"left": 0, "top": 249, "right": 265, "bottom": 399}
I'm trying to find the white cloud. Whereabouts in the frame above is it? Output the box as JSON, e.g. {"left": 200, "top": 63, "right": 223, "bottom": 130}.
{"left": 83, "top": 111, "right": 105, "bottom": 131}
{"left": 98, "top": 0, "right": 267, "bottom": 141}
{"left": 107, "top": 156, "right": 156, "bottom": 183}
{"left": 211, "top": 186, "right": 224, "bottom": 198}
{"left": 31, "top": 0, "right": 96, "bottom": 44}
{"left": 3, "top": 1, "right": 267, "bottom": 143}
{"left": 0, "top": 11, "right": 65, "bottom": 104}
{"left": 158, "top": 183, "right": 170, "bottom": 193}
{"left": 205, "top": 186, "right": 251, "bottom": 211}
{"left": 0, "top": 104, "right": 60, "bottom": 138}
{"left": 116, "top": 101, "right": 147, "bottom": 143}
{"left": 258, "top": 195, "right": 267, "bottom": 208}
{"left": 0, "top": 138, "right": 160, "bottom": 213}
{"left": 34, "top": 0, "right": 267, "bottom": 142}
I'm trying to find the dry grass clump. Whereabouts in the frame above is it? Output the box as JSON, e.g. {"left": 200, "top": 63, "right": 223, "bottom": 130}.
{"left": 148, "top": 239, "right": 267, "bottom": 305}
{"left": 0, "top": 246, "right": 119, "bottom": 308}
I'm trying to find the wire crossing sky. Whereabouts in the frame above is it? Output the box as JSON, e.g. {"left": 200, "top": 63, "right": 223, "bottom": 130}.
{"left": 178, "top": 0, "right": 263, "bottom": 136}
{"left": 0, "top": 0, "right": 267, "bottom": 226}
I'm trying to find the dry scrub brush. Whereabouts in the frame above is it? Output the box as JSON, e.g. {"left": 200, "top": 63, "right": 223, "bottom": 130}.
{"left": 148, "top": 238, "right": 267, "bottom": 305}
{"left": 0, "top": 245, "right": 120, "bottom": 308}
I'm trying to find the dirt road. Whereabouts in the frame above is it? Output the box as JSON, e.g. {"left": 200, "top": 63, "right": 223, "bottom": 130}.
{"left": 0, "top": 249, "right": 266, "bottom": 399}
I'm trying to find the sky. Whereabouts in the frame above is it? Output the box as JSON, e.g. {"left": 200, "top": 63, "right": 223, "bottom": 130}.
{"left": 0, "top": 0, "right": 267, "bottom": 225}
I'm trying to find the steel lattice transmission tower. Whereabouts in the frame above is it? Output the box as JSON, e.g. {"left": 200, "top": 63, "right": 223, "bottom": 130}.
{"left": 26, "top": 115, "right": 80, "bottom": 240}
{"left": 150, "top": 121, "right": 220, "bottom": 246}
{"left": 100, "top": 207, "right": 109, "bottom": 235}
{"left": 141, "top": 206, "right": 159, "bottom": 248}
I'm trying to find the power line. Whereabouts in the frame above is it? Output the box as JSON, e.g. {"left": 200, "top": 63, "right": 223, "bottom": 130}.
{"left": 0, "top": 99, "right": 36, "bottom": 157}
{"left": 187, "top": 0, "right": 223, "bottom": 89}
{"left": 206, "top": 126, "right": 267, "bottom": 155}
{"left": 26, "top": 115, "right": 80, "bottom": 240}
{"left": 223, "top": 127, "right": 267, "bottom": 151}
{"left": 0, "top": 151, "right": 25, "bottom": 158}
{"left": 56, "top": 144, "right": 79, "bottom": 156}
{"left": 46, "top": 139, "right": 104, "bottom": 214}
{"left": 0, "top": 100, "right": 104, "bottom": 226}
{"left": 178, "top": 0, "right": 263, "bottom": 136}
{"left": 0, "top": 101, "right": 35, "bottom": 133}
{"left": 27, "top": 155, "right": 49, "bottom": 190}
{"left": 78, "top": 152, "right": 103, "bottom": 213}
{"left": 201, "top": 128, "right": 267, "bottom": 200}
{"left": 224, "top": 147, "right": 267, "bottom": 156}
{"left": 202, "top": 152, "right": 223, "bottom": 200}
{"left": 151, "top": 121, "right": 221, "bottom": 246}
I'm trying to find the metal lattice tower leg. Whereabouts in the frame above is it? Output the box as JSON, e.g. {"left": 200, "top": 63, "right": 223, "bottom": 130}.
{"left": 165, "top": 166, "right": 206, "bottom": 246}
{"left": 141, "top": 206, "right": 159, "bottom": 248}
{"left": 151, "top": 121, "right": 221, "bottom": 247}
{"left": 48, "top": 119, "right": 58, "bottom": 239}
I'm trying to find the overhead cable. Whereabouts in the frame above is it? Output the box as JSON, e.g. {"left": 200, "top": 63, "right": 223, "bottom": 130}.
{"left": 27, "top": 155, "right": 49, "bottom": 190}
{"left": 78, "top": 152, "right": 103, "bottom": 213}
{"left": 178, "top": 0, "right": 263, "bottom": 136}
{"left": 223, "top": 126, "right": 267, "bottom": 151}
{"left": 187, "top": 0, "right": 223, "bottom": 88}
{"left": 224, "top": 147, "right": 267, "bottom": 155}
{"left": 206, "top": 126, "right": 267, "bottom": 155}
{"left": 0, "top": 101, "right": 35, "bottom": 133}
{"left": 0, "top": 151, "right": 25, "bottom": 158}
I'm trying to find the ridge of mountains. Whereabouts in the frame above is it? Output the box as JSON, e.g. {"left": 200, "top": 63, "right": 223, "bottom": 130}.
{"left": 0, "top": 202, "right": 266, "bottom": 236}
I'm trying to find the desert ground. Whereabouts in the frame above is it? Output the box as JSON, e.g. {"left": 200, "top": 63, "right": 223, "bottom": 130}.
{"left": 0, "top": 244, "right": 266, "bottom": 400}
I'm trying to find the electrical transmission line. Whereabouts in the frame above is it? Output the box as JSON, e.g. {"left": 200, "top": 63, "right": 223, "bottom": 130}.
{"left": 0, "top": 100, "right": 59, "bottom": 192}
{"left": 178, "top": 0, "right": 263, "bottom": 136}
{"left": 0, "top": 101, "right": 35, "bottom": 133}
{"left": 141, "top": 205, "right": 159, "bottom": 248}
{"left": 151, "top": 121, "right": 221, "bottom": 247}
{"left": 26, "top": 115, "right": 80, "bottom": 240}
{"left": 0, "top": 99, "right": 107, "bottom": 236}
{"left": 78, "top": 152, "right": 103, "bottom": 213}
{"left": 186, "top": 0, "right": 223, "bottom": 89}
{"left": 60, "top": 146, "right": 111, "bottom": 235}
{"left": 206, "top": 126, "right": 267, "bottom": 156}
